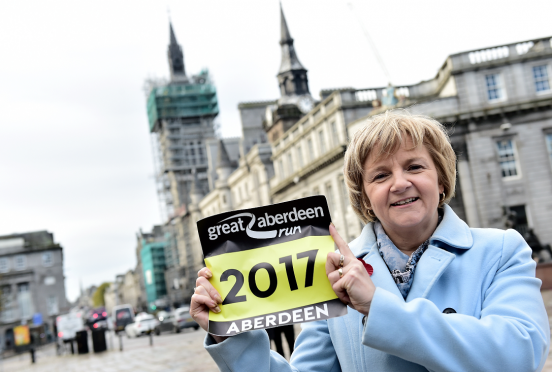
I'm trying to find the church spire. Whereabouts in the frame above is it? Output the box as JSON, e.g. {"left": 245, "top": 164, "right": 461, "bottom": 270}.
{"left": 277, "top": 3, "right": 309, "bottom": 97}
{"left": 167, "top": 22, "right": 186, "bottom": 80}
{"left": 280, "top": 3, "right": 293, "bottom": 45}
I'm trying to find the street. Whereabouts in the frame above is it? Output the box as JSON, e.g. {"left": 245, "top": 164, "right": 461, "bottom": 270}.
{"left": 0, "top": 329, "right": 219, "bottom": 372}
{"left": 4, "top": 295, "right": 552, "bottom": 372}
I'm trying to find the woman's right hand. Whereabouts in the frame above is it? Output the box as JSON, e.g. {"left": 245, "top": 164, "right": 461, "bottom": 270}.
{"left": 189, "top": 267, "right": 224, "bottom": 338}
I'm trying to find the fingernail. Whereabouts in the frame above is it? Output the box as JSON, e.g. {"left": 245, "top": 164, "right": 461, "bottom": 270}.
{"left": 206, "top": 270, "right": 213, "bottom": 279}
{"left": 330, "top": 222, "right": 335, "bottom": 228}
{"left": 213, "top": 306, "right": 221, "bottom": 313}
{"left": 215, "top": 294, "right": 222, "bottom": 304}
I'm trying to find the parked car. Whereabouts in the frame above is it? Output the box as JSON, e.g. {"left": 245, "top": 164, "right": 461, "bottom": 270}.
{"left": 87, "top": 307, "right": 108, "bottom": 330}
{"left": 86, "top": 307, "right": 107, "bottom": 330}
{"left": 173, "top": 306, "right": 199, "bottom": 332}
{"left": 154, "top": 312, "right": 176, "bottom": 335}
{"left": 113, "top": 304, "right": 134, "bottom": 334}
{"left": 124, "top": 313, "right": 158, "bottom": 338}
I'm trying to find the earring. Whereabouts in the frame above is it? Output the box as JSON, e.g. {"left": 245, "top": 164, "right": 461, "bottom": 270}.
{"left": 366, "top": 208, "right": 377, "bottom": 219}
{"left": 440, "top": 193, "right": 446, "bottom": 202}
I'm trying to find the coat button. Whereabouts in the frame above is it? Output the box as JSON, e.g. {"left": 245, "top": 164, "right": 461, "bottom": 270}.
{"left": 442, "top": 308, "right": 456, "bottom": 314}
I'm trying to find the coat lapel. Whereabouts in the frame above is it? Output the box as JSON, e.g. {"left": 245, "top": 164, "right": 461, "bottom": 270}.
{"left": 361, "top": 247, "right": 404, "bottom": 300}
{"left": 406, "top": 245, "right": 455, "bottom": 301}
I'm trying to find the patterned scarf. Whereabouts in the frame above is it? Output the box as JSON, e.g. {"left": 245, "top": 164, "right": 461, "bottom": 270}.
{"left": 374, "top": 212, "right": 442, "bottom": 299}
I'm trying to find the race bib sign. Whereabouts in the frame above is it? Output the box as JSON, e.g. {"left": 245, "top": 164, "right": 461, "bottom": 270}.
{"left": 198, "top": 196, "right": 347, "bottom": 336}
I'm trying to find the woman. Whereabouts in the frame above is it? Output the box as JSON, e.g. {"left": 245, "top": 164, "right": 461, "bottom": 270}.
{"left": 191, "top": 111, "right": 550, "bottom": 371}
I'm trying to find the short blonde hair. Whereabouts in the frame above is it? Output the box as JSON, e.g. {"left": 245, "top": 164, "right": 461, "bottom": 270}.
{"left": 344, "top": 110, "right": 456, "bottom": 224}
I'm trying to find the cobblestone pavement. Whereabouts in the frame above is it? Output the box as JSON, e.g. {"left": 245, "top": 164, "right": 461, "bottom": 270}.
{"left": 0, "top": 329, "right": 219, "bottom": 372}
{"left": 4, "top": 295, "right": 552, "bottom": 372}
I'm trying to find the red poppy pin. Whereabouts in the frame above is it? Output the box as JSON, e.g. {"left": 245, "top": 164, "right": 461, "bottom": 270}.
{"left": 358, "top": 258, "right": 373, "bottom": 276}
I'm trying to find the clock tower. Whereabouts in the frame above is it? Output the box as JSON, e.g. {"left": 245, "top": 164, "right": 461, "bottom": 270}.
{"left": 277, "top": 3, "right": 310, "bottom": 98}
{"left": 264, "top": 4, "right": 315, "bottom": 143}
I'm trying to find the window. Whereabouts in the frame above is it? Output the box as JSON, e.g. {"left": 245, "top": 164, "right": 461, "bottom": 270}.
{"left": 1, "top": 286, "right": 14, "bottom": 322}
{"left": 0, "top": 257, "right": 9, "bottom": 273}
{"left": 278, "top": 160, "right": 285, "bottom": 180}
{"left": 485, "top": 73, "right": 505, "bottom": 101}
{"left": 14, "top": 255, "right": 26, "bottom": 271}
{"left": 330, "top": 122, "right": 339, "bottom": 147}
{"left": 46, "top": 295, "right": 59, "bottom": 316}
{"left": 307, "top": 138, "right": 314, "bottom": 162}
{"left": 533, "top": 65, "right": 550, "bottom": 93}
{"left": 339, "top": 178, "right": 349, "bottom": 208}
{"left": 44, "top": 276, "right": 56, "bottom": 285}
{"left": 296, "top": 146, "right": 303, "bottom": 168}
{"left": 496, "top": 139, "right": 520, "bottom": 178}
{"left": 326, "top": 183, "right": 335, "bottom": 214}
{"left": 17, "top": 283, "right": 32, "bottom": 319}
{"left": 546, "top": 133, "right": 552, "bottom": 166}
{"left": 287, "top": 153, "right": 294, "bottom": 176}
{"left": 318, "top": 130, "right": 326, "bottom": 154}
{"left": 42, "top": 251, "right": 53, "bottom": 266}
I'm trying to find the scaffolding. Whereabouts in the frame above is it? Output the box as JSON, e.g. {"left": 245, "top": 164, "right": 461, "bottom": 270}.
{"left": 147, "top": 69, "right": 219, "bottom": 133}
{"left": 145, "top": 70, "right": 218, "bottom": 222}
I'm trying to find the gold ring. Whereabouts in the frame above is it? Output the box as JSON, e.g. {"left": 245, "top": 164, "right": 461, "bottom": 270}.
{"left": 339, "top": 254, "right": 345, "bottom": 268}
{"left": 338, "top": 268, "right": 343, "bottom": 278}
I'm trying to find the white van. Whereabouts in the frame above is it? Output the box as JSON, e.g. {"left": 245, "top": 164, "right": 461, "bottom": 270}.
{"left": 56, "top": 311, "right": 85, "bottom": 341}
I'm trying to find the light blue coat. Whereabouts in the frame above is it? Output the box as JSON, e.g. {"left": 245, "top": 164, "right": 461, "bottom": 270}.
{"left": 204, "top": 205, "right": 550, "bottom": 371}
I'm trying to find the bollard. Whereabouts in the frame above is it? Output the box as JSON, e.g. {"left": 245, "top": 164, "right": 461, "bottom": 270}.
{"left": 118, "top": 333, "right": 123, "bottom": 351}
{"left": 70, "top": 341, "right": 74, "bottom": 355}
{"left": 149, "top": 331, "right": 153, "bottom": 346}
{"left": 30, "top": 348, "right": 36, "bottom": 364}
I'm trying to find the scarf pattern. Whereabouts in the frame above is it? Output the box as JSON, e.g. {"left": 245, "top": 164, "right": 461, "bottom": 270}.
{"left": 374, "top": 222, "right": 430, "bottom": 300}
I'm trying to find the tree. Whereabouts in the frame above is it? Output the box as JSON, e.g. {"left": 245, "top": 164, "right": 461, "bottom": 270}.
{"left": 92, "top": 282, "right": 111, "bottom": 308}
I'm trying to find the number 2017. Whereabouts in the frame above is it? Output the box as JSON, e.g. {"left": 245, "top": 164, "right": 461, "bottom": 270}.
{"left": 220, "top": 249, "right": 319, "bottom": 305}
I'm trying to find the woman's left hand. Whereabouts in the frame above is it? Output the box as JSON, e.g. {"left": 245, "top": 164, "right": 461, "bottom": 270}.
{"left": 326, "top": 224, "right": 376, "bottom": 316}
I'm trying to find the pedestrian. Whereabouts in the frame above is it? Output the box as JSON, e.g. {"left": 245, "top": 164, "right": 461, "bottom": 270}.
{"left": 191, "top": 110, "right": 550, "bottom": 371}
{"left": 266, "top": 325, "right": 295, "bottom": 358}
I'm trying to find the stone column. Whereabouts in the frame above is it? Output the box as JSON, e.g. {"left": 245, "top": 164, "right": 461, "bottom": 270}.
{"left": 456, "top": 141, "right": 481, "bottom": 227}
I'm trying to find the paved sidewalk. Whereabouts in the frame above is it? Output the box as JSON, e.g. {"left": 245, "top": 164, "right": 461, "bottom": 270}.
{"left": 0, "top": 330, "right": 219, "bottom": 372}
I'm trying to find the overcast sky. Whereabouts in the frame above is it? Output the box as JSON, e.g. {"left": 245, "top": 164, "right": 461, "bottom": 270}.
{"left": 0, "top": 0, "right": 550, "bottom": 302}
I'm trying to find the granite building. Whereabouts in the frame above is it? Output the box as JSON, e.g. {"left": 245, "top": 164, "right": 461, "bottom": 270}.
{"left": 322, "top": 36, "right": 552, "bottom": 249}
{"left": 0, "top": 231, "right": 69, "bottom": 350}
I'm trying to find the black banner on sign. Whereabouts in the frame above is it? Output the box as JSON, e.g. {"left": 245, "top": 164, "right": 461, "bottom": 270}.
{"left": 197, "top": 196, "right": 347, "bottom": 336}
{"left": 198, "top": 196, "right": 332, "bottom": 259}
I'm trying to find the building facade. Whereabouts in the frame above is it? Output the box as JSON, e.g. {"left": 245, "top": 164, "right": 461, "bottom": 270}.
{"left": 142, "top": 9, "right": 552, "bottom": 302}
{"left": 319, "top": 36, "right": 552, "bottom": 250}
{"left": 0, "top": 231, "right": 69, "bottom": 350}
{"left": 147, "top": 22, "right": 219, "bottom": 220}
{"left": 138, "top": 227, "right": 168, "bottom": 309}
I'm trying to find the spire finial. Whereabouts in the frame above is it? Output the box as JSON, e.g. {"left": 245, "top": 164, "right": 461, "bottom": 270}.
{"left": 169, "top": 21, "right": 178, "bottom": 46}
{"left": 167, "top": 21, "right": 185, "bottom": 79}
{"left": 280, "top": 2, "right": 292, "bottom": 43}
